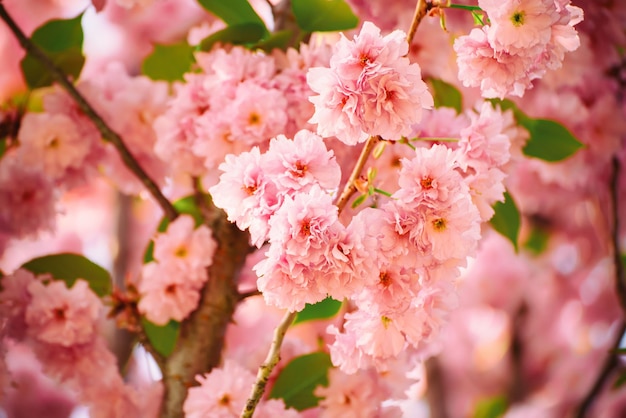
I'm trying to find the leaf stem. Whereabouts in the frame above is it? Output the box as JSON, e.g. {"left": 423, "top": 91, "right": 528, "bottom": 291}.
{"left": 448, "top": 4, "right": 482, "bottom": 11}
{"left": 0, "top": 3, "right": 179, "bottom": 221}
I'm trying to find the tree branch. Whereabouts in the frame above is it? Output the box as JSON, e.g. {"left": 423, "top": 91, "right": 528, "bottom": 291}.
{"left": 241, "top": 310, "right": 297, "bottom": 418}
{"left": 575, "top": 155, "right": 626, "bottom": 417}
{"left": 335, "top": 135, "right": 381, "bottom": 213}
{"left": 0, "top": 3, "right": 179, "bottom": 221}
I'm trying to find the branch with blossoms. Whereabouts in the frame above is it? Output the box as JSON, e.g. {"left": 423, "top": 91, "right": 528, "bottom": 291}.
{"left": 0, "top": 3, "right": 178, "bottom": 221}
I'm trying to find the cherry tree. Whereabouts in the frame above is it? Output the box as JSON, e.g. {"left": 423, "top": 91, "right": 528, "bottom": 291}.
{"left": 0, "top": 0, "right": 624, "bottom": 417}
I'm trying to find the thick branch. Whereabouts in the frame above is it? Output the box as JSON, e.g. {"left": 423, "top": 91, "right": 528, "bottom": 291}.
{"left": 241, "top": 310, "right": 297, "bottom": 418}
{"left": 0, "top": 4, "right": 178, "bottom": 221}
{"left": 160, "top": 198, "right": 252, "bottom": 418}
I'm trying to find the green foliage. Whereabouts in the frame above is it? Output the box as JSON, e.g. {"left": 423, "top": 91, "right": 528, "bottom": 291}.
{"left": 20, "top": 13, "right": 85, "bottom": 89}
{"left": 141, "top": 41, "right": 195, "bottom": 82}
{"left": 473, "top": 395, "right": 508, "bottom": 418}
{"left": 197, "top": 0, "right": 268, "bottom": 34}
{"left": 21, "top": 253, "right": 112, "bottom": 297}
{"left": 490, "top": 99, "right": 584, "bottom": 162}
{"left": 269, "top": 352, "right": 333, "bottom": 410}
{"left": 199, "top": 22, "right": 266, "bottom": 51}
{"left": 521, "top": 118, "right": 585, "bottom": 162}
{"left": 294, "top": 297, "right": 342, "bottom": 324}
{"left": 292, "top": 0, "right": 358, "bottom": 32}
{"left": 429, "top": 78, "right": 463, "bottom": 114}
{"left": 490, "top": 191, "right": 520, "bottom": 252}
{"left": 523, "top": 225, "right": 550, "bottom": 254}
{"left": 143, "top": 195, "right": 205, "bottom": 263}
{"left": 142, "top": 318, "right": 180, "bottom": 357}
{"left": 254, "top": 30, "right": 294, "bottom": 52}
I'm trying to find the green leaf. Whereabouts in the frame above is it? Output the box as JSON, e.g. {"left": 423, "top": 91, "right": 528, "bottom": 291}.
{"left": 489, "top": 99, "right": 584, "bottom": 162}
{"left": 21, "top": 48, "right": 85, "bottom": 89}
{"left": 292, "top": 0, "right": 358, "bottom": 32}
{"left": 197, "top": 0, "right": 268, "bottom": 33}
{"left": 351, "top": 194, "right": 367, "bottom": 209}
{"left": 20, "top": 14, "right": 85, "bottom": 89}
{"left": 21, "top": 253, "right": 112, "bottom": 297}
{"left": 523, "top": 225, "right": 550, "bottom": 254}
{"left": 0, "top": 137, "right": 7, "bottom": 160}
{"left": 143, "top": 195, "right": 205, "bottom": 263}
{"left": 269, "top": 352, "right": 333, "bottom": 410}
{"left": 490, "top": 191, "right": 520, "bottom": 252}
{"left": 429, "top": 78, "right": 463, "bottom": 114}
{"left": 473, "top": 395, "right": 508, "bottom": 418}
{"left": 199, "top": 22, "right": 266, "bottom": 51}
{"left": 254, "top": 30, "right": 294, "bottom": 52}
{"left": 142, "top": 318, "right": 180, "bottom": 357}
{"left": 142, "top": 41, "right": 195, "bottom": 82}
{"left": 294, "top": 297, "right": 342, "bottom": 324}
{"left": 614, "top": 372, "right": 626, "bottom": 390}
{"left": 521, "top": 118, "right": 585, "bottom": 162}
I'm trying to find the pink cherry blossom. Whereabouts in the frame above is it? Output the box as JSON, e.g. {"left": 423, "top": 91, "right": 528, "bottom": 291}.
{"left": 17, "top": 112, "right": 89, "bottom": 181}
{"left": 137, "top": 261, "right": 202, "bottom": 325}
{"left": 25, "top": 280, "right": 102, "bottom": 347}
{"left": 0, "top": 269, "right": 40, "bottom": 340}
{"left": 153, "top": 214, "right": 217, "bottom": 285}
{"left": 264, "top": 129, "right": 341, "bottom": 194}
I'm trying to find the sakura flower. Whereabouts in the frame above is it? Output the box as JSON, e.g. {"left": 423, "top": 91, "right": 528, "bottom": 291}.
{"left": 25, "top": 280, "right": 102, "bottom": 347}
{"left": 394, "top": 144, "right": 466, "bottom": 207}
{"left": 153, "top": 214, "right": 217, "bottom": 285}
{"left": 137, "top": 262, "right": 202, "bottom": 325}
{"left": 479, "top": 0, "right": 558, "bottom": 54}
{"left": 210, "top": 147, "right": 280, "bottom": 247}
{"left": 264, "top": 129, "right": 341, "bottom": 194}
{"left": 0, "top": 269, "right": 39, "bottom": 340}
{"left": 308, "top": 21, "right": 433, "bottom": 144}
{"left": 0, "top": 160, "right": 57, "bottom": 238}
{"left": 16, "top": 112, "right": 89, "bottom": 181}
{"left": 183, "top": 360, "right": 255, "bottom": 418}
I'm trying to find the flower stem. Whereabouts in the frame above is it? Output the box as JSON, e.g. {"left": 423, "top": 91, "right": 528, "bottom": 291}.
{"left": 0, "top": 3, "right": 178, "bottom": 221}
{"left": 241, "top": 310, "right": 297, "bottom": 418}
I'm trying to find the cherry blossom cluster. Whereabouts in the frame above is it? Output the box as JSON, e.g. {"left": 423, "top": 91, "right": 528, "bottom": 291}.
{"left": 138, "top": 214, "right": 217, "bottom": 325}
{"left": 0, "top": 270, "right": 156, "bottom": 417}
{"left": 307, "top": 21, "right": 434, "bottom": 144}
{"left": 454, "top": 0, "right": 583, "bottom": 98}
{"left": 154, "top": 41, "right": 332, "bottom": 180}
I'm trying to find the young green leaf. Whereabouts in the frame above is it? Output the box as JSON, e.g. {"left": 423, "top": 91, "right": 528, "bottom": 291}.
{"left": 141, "top": 41, "right": 195, "bottom": 82}
{"left": 199, "top": 22, "right": 266, "bottom": 51}
{"left": 294, "top": 297, "right": 342, "bottom": 324}
{"left": 269, "top": 352, "right": 333, "bottom": 410}
{"left": 197, "top": 0, "right": 268, "bottom": 34}
{"left": 291, "top": 0, "right": 358, "bottom": 32}
{"left": 429, "top": 78, "right": 463, "bottom": 114}
{"left": 490, "top": 191, "right": 520, "bottom": 252}
{"left": 473, "top": 395, "right": 508, "bottom": 418}
{"left": 141, "top": 318, "right": 180, "bottom": 357}
{"left": 521, "top": 118, "right": 585, "bottom": 162}
{"left": 20, "top": 14, "right": 85, "bottom": 89}
{"left": 21, "top": 253, "right": 112, "bottom": 297}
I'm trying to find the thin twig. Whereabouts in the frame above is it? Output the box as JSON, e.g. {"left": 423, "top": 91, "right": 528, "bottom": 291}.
{"left": 575, "top": 156, "right": 626, "bottom": 417}
{"left": 241, "top": 311, "right": 297, "bottom": 418}
{"left": 238, "top": 289, "right": 262, "bottom": 300}
{"left": 406, "top": 0, "right": 428, "bottom": 46}
{"left": 575, "top": 321, "right": 626, "bottom": 418}
{"left": 0, "top": 4, "right": 178, "bottom": 221}
{"left": 335, "top": 136, "right": 381, "bottom": 213}
{"left": 609, "top": 157, "right": 626, "bottom": 313}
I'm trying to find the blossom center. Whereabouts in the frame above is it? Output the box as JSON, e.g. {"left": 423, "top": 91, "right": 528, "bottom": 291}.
{"left": 248, "top": 112, "right": 261, "bottom": 125}
{"left": 300, "top": 220, "right": 312, "bottom": 236}
{"left": 511, "top": 11, "right": 525, "bottom": 27}
{"left": 53, "top": 307, "right": 66, "bottom": 320}
{"left": 379, "top": 271, "right": 391, "bottom": 287}
{"left": 381, "top": 315, "right": 392, "bottom": 329}
{"left": 48, "top": 137, "right": 60, "bottom": 149}
{"left": 174, "top": 246, "right": 188, "bottom": 258}
{"left": 219, "top": 394, "right": 231, "bottom": 406}
{"left": 243, "top": 184, "right": 257, "bottom": 196}
{"left": 291, "top": 161, "right": 308, "bottom": 178}
{"left": 432, "top": 218, "right": 447, "bottom": 231}
{"left": 421, "top": 177, "right": 433, "bottom": 189}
